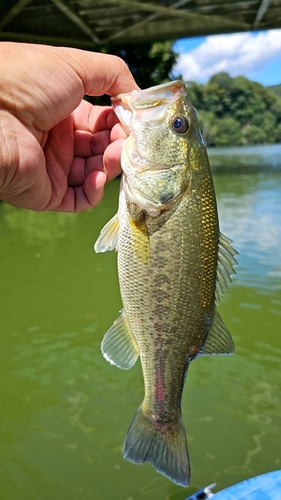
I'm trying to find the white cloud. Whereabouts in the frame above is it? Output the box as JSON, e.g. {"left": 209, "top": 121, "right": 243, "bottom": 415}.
{"left": 174, "top": 30, "right": 281, "bottom": 82}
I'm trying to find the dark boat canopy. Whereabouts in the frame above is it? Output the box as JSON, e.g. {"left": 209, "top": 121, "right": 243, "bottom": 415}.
{"left": 0, "top": 0, "right": 280, "bottom": 49}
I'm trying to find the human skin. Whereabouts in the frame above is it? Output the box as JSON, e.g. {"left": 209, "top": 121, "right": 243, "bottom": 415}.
{"left": 0, "top": 42, "right": 138, "bottom": 212}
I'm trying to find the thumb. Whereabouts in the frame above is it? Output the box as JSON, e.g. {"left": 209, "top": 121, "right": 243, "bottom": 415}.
{"left": 57, "top": 47, "right": 139, "bottom": 97}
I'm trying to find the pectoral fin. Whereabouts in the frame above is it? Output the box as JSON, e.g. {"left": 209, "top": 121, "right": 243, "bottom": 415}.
{"left": 200, "top": 310, "right": 235, "bottom": 356}
{"left": 94, "top": 214, "right": 119, "bottom": 253}
{"left": 101, "top": 310, "right": 139, "bottom": 369}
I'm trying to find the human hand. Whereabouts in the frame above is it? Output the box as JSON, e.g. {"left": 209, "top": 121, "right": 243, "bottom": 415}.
{"left": 0, "top": 42, "right": 138, "bottom": 211}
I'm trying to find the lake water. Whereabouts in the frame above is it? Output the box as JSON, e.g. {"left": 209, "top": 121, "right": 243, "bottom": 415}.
{"left": 0, "top": 144, "right": 280, "bottom": 500}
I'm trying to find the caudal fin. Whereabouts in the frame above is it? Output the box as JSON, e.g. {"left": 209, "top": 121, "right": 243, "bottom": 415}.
{"left": 123, "top": 406, "right": 190, "bottom": 487}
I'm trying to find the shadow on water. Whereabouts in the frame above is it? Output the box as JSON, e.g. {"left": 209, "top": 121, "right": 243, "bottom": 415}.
{"left": 0, "top": 144, "right": 280, "bottom": 499}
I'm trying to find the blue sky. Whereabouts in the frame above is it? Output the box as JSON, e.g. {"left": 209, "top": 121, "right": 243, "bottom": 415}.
{"left": 173, "top": 29, "right": 281, "bottom": 87}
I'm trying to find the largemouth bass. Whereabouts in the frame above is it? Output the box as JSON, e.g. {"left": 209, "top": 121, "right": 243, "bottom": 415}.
{"left": 94, "top": 80, "right": 237, "bottom": 487}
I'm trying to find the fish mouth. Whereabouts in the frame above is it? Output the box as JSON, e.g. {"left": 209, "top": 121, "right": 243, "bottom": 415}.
{"left": 111, "top": 80, "right": 187, "bottom": 134}
{"left": 111, "top": 80, "right": 186, "bottom": 110}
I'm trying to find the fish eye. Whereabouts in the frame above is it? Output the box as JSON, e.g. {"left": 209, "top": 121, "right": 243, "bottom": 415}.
{"left": 171, "top": 115, "right": 189, "bottom": 134}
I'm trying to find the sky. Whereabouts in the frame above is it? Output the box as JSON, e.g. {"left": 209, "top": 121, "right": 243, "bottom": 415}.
{"left": 173, "top": 29, "right": 281, "bottom": 87}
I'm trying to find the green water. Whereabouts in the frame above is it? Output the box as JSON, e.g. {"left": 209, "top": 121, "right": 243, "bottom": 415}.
{"left": 0, "top": 144, "right": 280, "bottom": 500}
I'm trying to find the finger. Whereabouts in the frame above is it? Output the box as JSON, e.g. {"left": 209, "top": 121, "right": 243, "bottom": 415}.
{"left": 74, "top": 129, "right": 111, "bottom": 157}
{"left": 83, "top": 139, "right": 124, "bottom": 182}
{"left": 73, "top": 130, "right": 93, "bottom": 157}
{"left": 60, "top": 48, "right": 139, "bottom": 97}
{"left": 73, "top": 101, "right": 119, "bottom": 135}
{"left": 53, "top": 171, "right": 106, "bottom": 212}
{"left": 103, "top": 139, "right": 125, "bottom": 180}
{"left": 84, "top": 171, "right": 106, "bottom": 208}
{"left": 68, "top": 157, "right": 87, "bottom": 186}
{"left": 84, "top": 155, "right": 106, "bottom": 177}
{"left": 70, "top": 139, "right": 123, "bottom": 187}
{"left": 70, "top": 154, "right": 109, "bottom": 187}
{"left": 110, "top": 122, "right": 128, "bottom": 142}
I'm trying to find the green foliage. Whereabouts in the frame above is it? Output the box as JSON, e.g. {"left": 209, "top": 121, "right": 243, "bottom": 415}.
{"left": 275, "top": 122, "right": 281, "bottom": 143}
{"left": 187, "top": 72, "right": 281, "bottom": 147}
{"left": 216, "top": 117, "right": 242, "bottom": 147}
{"left": 109, "top": 41, "right": 177, "bottom": 89}
{"left": 269, "top": 84, "right": 281, "bottom": 98}
{"left": 198, "top": 111, "right": 242, "bottom": 147}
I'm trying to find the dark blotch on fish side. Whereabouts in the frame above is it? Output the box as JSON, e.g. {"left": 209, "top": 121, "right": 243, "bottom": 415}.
{"left": 160, "top": 192, "right": 175, "bottom": 204}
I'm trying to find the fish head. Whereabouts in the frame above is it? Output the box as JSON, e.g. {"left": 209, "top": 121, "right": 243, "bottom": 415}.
{"left": 112, "top": 80, "right": 205, "bottom": 213}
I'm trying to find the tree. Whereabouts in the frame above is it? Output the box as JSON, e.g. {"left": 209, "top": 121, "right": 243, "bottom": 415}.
{"left": 111, "top": 41, "right": 177, "bottom": 89}
{"left": 216, "top": 117, "right": 242, "bottom": 147}
{"left": 186, "top": 81, "right": 204, "bottom": 110}
{"left": 189, "top": 72, "right": 281, "bottom": 147}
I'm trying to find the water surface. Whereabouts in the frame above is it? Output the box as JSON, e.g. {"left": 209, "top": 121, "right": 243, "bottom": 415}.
{"left": 0, "top": 144, "right": 280, "bottom": 499}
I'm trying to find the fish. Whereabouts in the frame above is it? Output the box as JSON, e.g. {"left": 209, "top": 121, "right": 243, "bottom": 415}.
{"left": 94, "top": 80, "right": 237, "bottom": 487}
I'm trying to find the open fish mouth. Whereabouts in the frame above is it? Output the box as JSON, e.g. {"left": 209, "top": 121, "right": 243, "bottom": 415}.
{"left": 111, "top": 80, "right": 187, "bottom": 109}
{"left": 111, "top": 80, "right": 187, "bottom": 133}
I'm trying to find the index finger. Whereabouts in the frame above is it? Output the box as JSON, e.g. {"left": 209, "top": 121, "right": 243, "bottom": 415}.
{"left": 73, "top": 99, "right": 118, "bottom": 134}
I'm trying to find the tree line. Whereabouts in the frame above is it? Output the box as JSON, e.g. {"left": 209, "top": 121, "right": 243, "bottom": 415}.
{"left": 102, "top": 41, "right": 281, "bottom": 147}
{"left": 186, "top": 73, "right": 281, "bottom": 147}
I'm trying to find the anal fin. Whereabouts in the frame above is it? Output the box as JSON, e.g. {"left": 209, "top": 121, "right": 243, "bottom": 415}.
{"left": 200, "top": 310, "right": 235, "bottom": 356}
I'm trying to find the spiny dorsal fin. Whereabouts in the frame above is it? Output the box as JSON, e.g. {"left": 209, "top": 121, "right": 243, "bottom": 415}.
{"left": 200, "top": 310, "right": 235, "bottom": 356}
{"left": 101, "top": 310, "right": 139, "bottom": 370}
{"left": 94, "top": 213, "right": 119, "bottom": 253}
{"left": 216, "top": 232, "right": 238, "bottom": 303}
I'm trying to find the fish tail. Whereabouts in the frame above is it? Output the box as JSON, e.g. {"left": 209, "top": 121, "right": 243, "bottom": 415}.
{"left": 123, "top": 405, "right": 190, "bottom": 487}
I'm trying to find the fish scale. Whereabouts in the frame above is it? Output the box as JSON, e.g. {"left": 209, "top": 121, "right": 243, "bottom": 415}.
{"left": 94, "top": 80, "right": 237, "bottom": 487}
